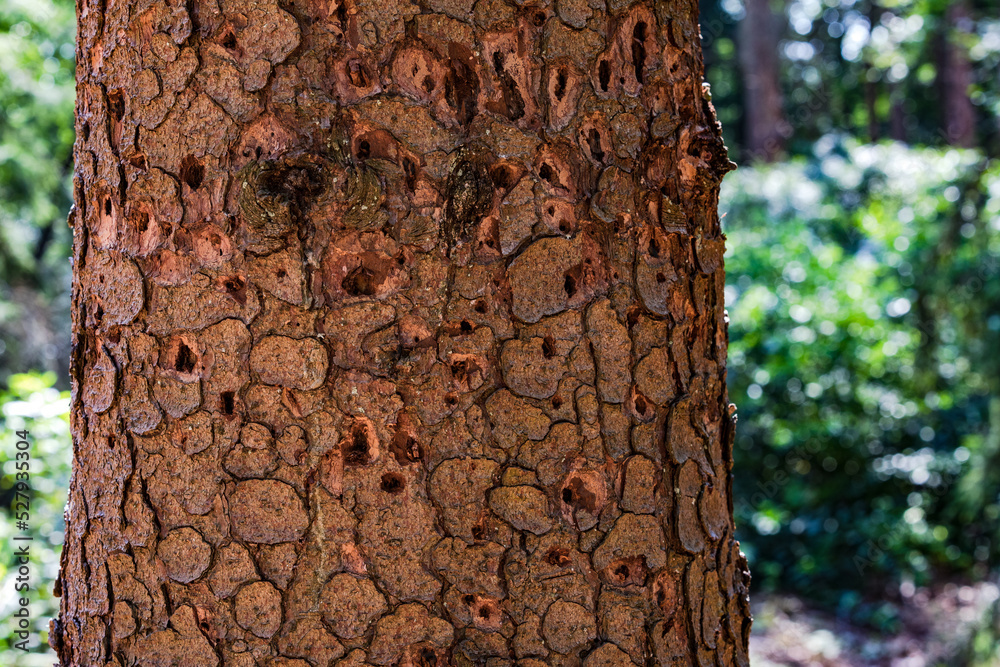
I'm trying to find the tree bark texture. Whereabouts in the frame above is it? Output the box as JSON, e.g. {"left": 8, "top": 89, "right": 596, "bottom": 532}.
{"left": 738, "top": 0, "right": 785, "bottom": 162}
{"left": 55, "top": 0, "right": 751, "bottom": 665}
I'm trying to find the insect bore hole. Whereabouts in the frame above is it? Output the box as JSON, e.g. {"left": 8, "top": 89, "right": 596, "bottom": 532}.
{"left": 380, "top": 472, "right": 405, "bottom": 494}
{"left": 564, "top": 273, "right": 577, "bottom": 298}
{"left": 175, "top": 343, "right": 197, "bottom": 374}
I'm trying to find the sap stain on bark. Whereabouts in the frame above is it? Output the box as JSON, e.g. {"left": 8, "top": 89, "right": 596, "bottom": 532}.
{"left": 338, "top": 166, "right": 389, "bottom": 231}
{"left": 443, "top": 152, "right": 495, "bottom": 254}
{"left": 238, "top": 154, "right": 328, "bottom": 237}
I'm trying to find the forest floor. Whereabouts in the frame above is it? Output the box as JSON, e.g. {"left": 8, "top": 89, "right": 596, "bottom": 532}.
{"left": 749, "top": 580, "right": 1000, "bottom": 666}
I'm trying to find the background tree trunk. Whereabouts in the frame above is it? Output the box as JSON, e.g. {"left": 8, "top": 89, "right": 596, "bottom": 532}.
{"left": 940, "top": 0, "right": 976, "bottom": 148}
{"left": 739, "top": 0, "right": 786, "bottom": 162}
{"left": 54, "top": 1, "right": 751, "bottom": 665}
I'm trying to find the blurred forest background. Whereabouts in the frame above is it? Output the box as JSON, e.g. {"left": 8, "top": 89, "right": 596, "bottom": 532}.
{"left": 1, "top": 0, "right": 999, "bottom": 664}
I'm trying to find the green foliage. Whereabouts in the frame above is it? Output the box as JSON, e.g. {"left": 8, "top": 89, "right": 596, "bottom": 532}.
{"left": 0, "top": 0, "right": 75, "bottom": 286}
{"left": 0, "top": 0, "right": 75, "bottom": 387}
{"left": 0, "top": 10, "right": 74, "bottom": 657}
{"left": 724, "top": 137, "right": 1000, "bottom": 626}
{"left": 0, "top": 372, "right": 70, "bottom": 665}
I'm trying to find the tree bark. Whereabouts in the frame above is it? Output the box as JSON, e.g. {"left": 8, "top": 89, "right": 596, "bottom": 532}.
{"left": 54, "top": 1, "right": 751, "bottom": 665}
{"left": 738, "top": 0, "right": 786, "bottom": 162}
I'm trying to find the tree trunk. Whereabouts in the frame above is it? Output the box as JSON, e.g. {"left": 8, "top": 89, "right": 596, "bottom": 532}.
{"left": 739, "top": 0, "right": 786, "bottom": 162}
{"left": 940, "top": 0, "right": 976, "bottom": 148}
{"left": 54, "top": 1, "right": 751, "bottom": 666}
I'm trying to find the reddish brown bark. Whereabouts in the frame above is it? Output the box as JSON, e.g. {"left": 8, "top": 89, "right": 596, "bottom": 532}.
{"left": 55, "top": 0, "right": 751, "bottom": 665}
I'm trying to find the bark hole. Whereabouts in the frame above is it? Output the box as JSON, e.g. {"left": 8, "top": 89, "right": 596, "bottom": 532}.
{"left": 664, "top": 18, "right": 680, "bottom": 49}
{"left": 450, "top": 358, "right": 475, "bottom": 384}
{"left": 403, "top": 158, "right": 417, "bottom": 190}
{"left": 346, "top": 424, "right": 373, "bottom": 465}
{"left": 587, "top": 129, "right": 605, "bottom": 164}
{"left": 342, "top": 265, "right": 377, "bottom": 296}
{"left": 551, "top": 395, "right": 563, "bottom": 409}
{"left": 554, "top": 70, "right": 567, "bottom": 100}
{"left": 562, "top": 477, "right": 598, "bottom": 512}
{"left": 347, "top": 60, "right": 369, "bottom": 88}
{"left": 489, "top": 163, "right": 518, "bottom": 191}
{"left": 648, "top": 235, "right": 661, "bottom": 258}
{"left": 546, "top": 547, "right": 571, "bottom": 566}
{"left": 539, "top": 163, "right": 554, "bottom": 184}
{"left": 656, "top": 272, "right": 666, "bottom": 283}
{"left": 459, "top": 319, "right": 474, "bottom": 333}
{"left": 221, "top": 31, "right": 238, "bottom": 50}
{"left": 474, "top": 300, "right": 488, "bottom": 314}
{"left": 130, "top": 208, "right": 149, "bottom": 233}
{"left": 563, "top": 272, "right": 577, "bottom": 298}
{"left": 222, "top": 275, "right": 248, "bottom": 304}
{"left": 357, "top": 140, "right": 371, "bottom": 160}
{"left": 444, "top": 51, "right": 479, "bottom": 126}
{"left": 336, "top": 2, "right": 348, "bottom": 30}
{"left": 491, "top": 51, "right": 525, "bottom": 121}
{"left": 174, "top": 343, "right": 197, "bottom": 373}
{"left": 82, "top": 122, "right": 90, "bottom": 141}
{"left": 598, "top": 60, "right": 611, "bottom": 92}
{"left": 180, "top": 155, "right": 205, "bottom": 191}
{"left": 417, "top": 648, "right": 437, "bottom": 666}
{"left": 380, "top": 472, "right": 405, "bottom": 494}
{"left": 541, "top": 335, "right": 556, "bottom": 359}
{"left": 630, "top": 388, "right": 655, "bottom": 422}
{"left": 626, "top": 305, "right": 641, "bottom": 328}
{"left": 220, "top": 392, "right": 236, "bottom": 415}
{"left": 632, "top": 22, "right": 648, "bottom": 85}
{"left": 444, "top": 392, "right": 458, "bottom": 406}
{"left": 390, "top": 430, "right": 422, "bottom": 464}
{"left": 108, "top": 89, "right": 125, "bottom": 120}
